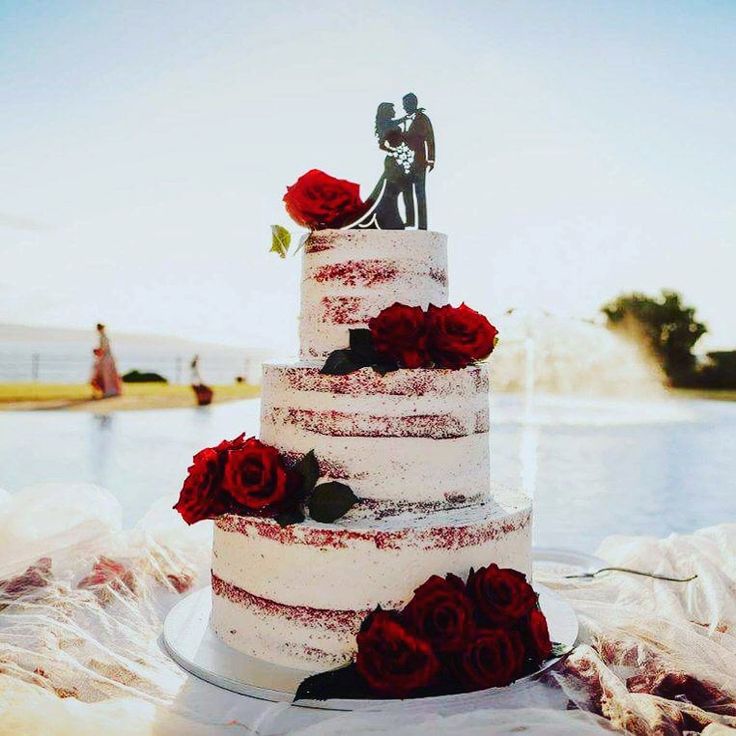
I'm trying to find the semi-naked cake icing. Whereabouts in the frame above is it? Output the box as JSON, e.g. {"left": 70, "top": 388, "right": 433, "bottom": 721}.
{"left": 300, "top": 229, "right": 448, "bottom": 359}
{"left": 211, "top": 229, "right": 533, "bottom": 670}
{"left": 260, "top": 363, "right": 490, "bottom": 509}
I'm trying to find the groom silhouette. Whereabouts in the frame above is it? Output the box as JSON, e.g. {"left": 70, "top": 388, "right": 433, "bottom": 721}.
{"left": 401, "top": 93, "right": 435, "bottom": 230}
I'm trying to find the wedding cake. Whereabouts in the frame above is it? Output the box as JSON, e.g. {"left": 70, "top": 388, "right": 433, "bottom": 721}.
{"left": 209, "top": 228, "right": 532, "bottom": 671}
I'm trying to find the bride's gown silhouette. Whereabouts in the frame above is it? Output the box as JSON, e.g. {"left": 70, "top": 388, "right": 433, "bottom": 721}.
{"left": 352, "top": 104, "right": 414, "bottom": 230}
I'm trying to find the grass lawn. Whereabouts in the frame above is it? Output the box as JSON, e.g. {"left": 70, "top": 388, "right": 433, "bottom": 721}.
{"left": 0, "top": 382, "right": 260, "bottom": 411}
{"left": 669, "top": 388, "right": 736, "bottom": 402}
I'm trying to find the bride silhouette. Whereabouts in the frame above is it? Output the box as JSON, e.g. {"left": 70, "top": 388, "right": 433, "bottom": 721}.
{"left": 351, "top": 102, "right": 415, "bottom": 230}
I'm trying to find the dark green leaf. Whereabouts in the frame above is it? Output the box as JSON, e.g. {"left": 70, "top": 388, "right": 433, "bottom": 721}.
{"left": 294, "top": 659, "right": 453, "bottom": 701}
{"left": 372, "top": 360, "right": 399, "bottom": 376}
{"left": 349, "top": 329, "right": 377, "bottom": 366}
{"left": 294, "top": 662, "right": 371, "bottom": 702}
{"left": 269, "top": 224, "right": 291, "bottom": 258}
{"left": 294, "top": 449, "right": 320, "bottom": 496}
{"left": 274, "top": 508, "right": 305, "bottom": 527}
{"left": 308, "top": 482, "right": 359, "bottom": 523}
{"left": 320, "top": 350, "right": 360, "bottom": 376}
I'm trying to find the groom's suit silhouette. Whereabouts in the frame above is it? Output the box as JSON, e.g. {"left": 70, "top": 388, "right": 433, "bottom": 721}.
{"left": 401, "top": 93, "right": 435, "bottom": 230}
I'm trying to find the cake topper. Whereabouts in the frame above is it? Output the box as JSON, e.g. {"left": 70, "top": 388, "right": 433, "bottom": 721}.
{"left": 270, "top": 93, "right": 435, "bottom": 254}
{"left": 353, "top": 92, "right": 435, "bottom": 231}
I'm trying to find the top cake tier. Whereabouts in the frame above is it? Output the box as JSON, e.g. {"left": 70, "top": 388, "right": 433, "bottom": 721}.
{"left": 299, "top": 230, "right": 448, "bottom": 360}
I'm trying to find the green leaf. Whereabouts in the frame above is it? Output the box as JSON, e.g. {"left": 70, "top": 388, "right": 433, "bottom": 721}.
{"left": 308, "top": 482, "right": 359, "bottom": 523}
{"left": 294, "top": 449, "right": 320, "bottom": 496}
{"left": 275, "top": 507, "right": 305, "bottom": 527}
{"left": 270, "top": 224, "right": 292, "bottom": 258}
{"left": 551, "top": 641, "right": 573, "bottom": 657}
{"left": 320, "top": 349, "right": 361, "bottom": 376}
{"left": 349, "top": 329, "right": 377, "bottom": 366}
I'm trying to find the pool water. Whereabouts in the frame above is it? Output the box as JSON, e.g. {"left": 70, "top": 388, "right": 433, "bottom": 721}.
{"left": 1, "top": 395, "right": 734, "bottom": 552}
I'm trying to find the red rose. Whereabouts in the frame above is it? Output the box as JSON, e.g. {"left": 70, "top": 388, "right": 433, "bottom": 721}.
{"left": 283, "top": 169, "right": 365, "bottom": 230}
{"left": 450, "top": 628, "right": 525, "bottom": 691}
{"left": 426, "top": 303, "right": 498, "bottom": 369}
{"left": 523, "top": 608, "right": 553, "bottom": 661}
{"left": 356, "top": 609, "right": 440, "bottom": 698}
{"left": 368, "top": 303, "right": 430, "bottom": 368}
{"left": 223, "top": 437, "right": 301, "bottom": 512}
{"left": 173, "top": 436, "right": 245, "bottom": 524}
{"left": 403, "top": 574, "right": 475, "bottom": 652}
{"left": 467, "top": 564, "right": 537, "bottom": 627}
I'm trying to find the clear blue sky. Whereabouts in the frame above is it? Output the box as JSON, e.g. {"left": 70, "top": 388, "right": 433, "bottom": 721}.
{"left": 1, "top": 1, "right": 734, "bottom": 352}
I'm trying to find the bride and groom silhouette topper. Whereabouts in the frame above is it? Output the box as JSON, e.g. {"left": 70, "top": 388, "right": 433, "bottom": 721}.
{"left": 352, "top": 93, "right": 435, "bottom": 231}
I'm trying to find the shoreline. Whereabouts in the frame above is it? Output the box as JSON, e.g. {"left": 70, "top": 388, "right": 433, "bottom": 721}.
{"left": 0, "top": 383, "right": 260, "bottom": 412}
{"left": 1, "top": 383, "right": 735, "bottom": 413}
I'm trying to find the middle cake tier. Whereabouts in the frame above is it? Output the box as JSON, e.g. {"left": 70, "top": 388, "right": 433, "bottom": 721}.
{"left": 260, "top": 361, "right": 491, "bottom": 511}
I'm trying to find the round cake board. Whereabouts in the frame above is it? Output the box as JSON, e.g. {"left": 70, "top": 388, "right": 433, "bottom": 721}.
{"left": 161, "top": 585, "right": 578, "bottom": 712}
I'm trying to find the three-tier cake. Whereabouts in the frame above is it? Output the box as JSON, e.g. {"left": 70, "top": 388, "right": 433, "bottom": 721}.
{"left": 210, "top": 228, "right": 532, "bottom": 670}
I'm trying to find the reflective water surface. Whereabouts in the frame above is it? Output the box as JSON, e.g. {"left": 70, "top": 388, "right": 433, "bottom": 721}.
{"left": 1, "top": 395, "right": 734, "bottom": 552}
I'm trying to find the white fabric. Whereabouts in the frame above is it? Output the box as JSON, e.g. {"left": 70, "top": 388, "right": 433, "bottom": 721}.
{"left": 1, "top": 484, "right": 735, "bottom": 735}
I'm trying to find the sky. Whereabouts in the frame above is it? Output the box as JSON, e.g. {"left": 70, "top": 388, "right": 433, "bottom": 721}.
{"left": 1, "top": 0, "right": 735, "bottom": 354}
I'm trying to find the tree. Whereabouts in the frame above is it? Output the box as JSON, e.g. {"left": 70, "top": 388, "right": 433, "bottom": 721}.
{"left": 698, "top": 351, "right": 736, "bottom": 389}
{"left": 601, "top": 290, "right": 707, "bottom": 385}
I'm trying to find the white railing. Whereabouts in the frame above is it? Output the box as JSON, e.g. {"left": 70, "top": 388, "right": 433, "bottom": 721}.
{"left": 0, "top": 352, "right": 260, "bottom": 385}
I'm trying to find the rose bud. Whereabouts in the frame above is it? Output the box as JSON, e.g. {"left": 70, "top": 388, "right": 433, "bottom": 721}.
{"left": 449, "top": 628, "right": 525, "bottom": 691}
{"left": 222, "top": 437, "right": 301, "bottom": 513}
{"left": 356, "top": 609, "right": 440, "bottom": 698}
{"left": 283, "top": 169, "right": 365, "bottom": 230}
{"left": 467, "top": 564, "right": 538, "bottom": 628}
{"left": 174, "top": 434, "right": 250, "bottom": 524}
{"left": 522, "top": 608, "right": 553, "bottom": 661}
{"left": 368, "top": 303, "right": 430, "bottom": 369}
{"left": 427, "top": 303, "right": 498, "bottom": 369}
{"left": 402, "top": 574, "right": 475, "bottom": 652}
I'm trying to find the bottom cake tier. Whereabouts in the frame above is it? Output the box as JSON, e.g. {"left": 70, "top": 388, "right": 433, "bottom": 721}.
{"left": 211, "top": 488, "right": 532, "bottom": 670}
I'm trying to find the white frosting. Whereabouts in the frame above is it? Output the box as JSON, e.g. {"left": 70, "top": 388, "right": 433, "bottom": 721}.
{"left": 211, "top": 490, "right": 532, "bottom": 670}
{"left": 211, "top": 594, "right": 356, "bottom": 671}
{"left": 259, "top": 362, "right": 490, "bottom": 507}
{"left": 299, "top": 230, "right": 448, "bottom": 359}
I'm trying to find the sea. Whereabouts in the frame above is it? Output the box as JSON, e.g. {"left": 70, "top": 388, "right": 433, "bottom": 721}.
{"left": 1, "top": 393, "right": 734, "bottom": 552}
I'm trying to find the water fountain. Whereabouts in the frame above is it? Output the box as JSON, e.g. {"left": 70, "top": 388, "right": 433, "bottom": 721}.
{"left": 520, "top": 336, "right": 538, "bottom": 497}
{"left": 488, "top": 310, "right": 691, "bottom": 502}
{"left": 492, "top": 309, "right": 666, "bottom": 399}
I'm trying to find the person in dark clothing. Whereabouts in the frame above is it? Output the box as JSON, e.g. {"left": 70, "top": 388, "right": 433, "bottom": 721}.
{"left": 401, "top": 93, "right": 435, "bottom": 230}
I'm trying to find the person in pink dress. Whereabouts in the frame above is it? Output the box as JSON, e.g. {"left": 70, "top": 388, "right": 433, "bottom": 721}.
{"left": 90, "top": 323, "right": 122, "bottom": 398}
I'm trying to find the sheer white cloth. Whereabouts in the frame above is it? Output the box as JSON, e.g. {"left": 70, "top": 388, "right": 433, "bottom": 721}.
{"left": 1, "top": 483, "right": 735, "bottom": 735}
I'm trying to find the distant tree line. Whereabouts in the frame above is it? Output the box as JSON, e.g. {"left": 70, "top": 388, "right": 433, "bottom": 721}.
{"left": 122, "top": 369, "right": 168, "bottom": 384}
{"left": 601, "top": 290, "right": 736, "bottom": 389}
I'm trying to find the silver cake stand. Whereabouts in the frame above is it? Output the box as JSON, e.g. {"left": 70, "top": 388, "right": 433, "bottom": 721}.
{"left": 161, "top": 584, "right": 578, "bottom": 711}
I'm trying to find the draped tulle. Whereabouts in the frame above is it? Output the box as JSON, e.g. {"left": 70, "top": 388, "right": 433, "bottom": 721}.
{"left": 1, "top": 483, "right": 735, "bottom": 735}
